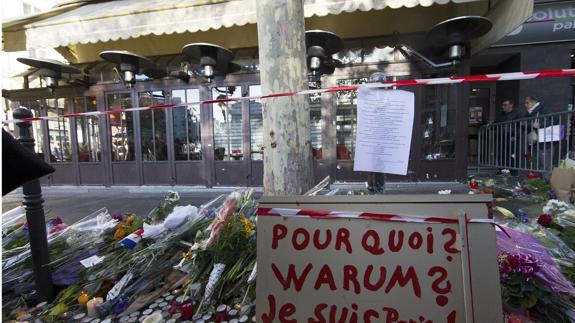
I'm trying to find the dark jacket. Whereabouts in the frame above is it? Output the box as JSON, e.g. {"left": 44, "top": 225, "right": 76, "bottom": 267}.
{"left": 497, "top": 108, "right": 526, "bottom": 123}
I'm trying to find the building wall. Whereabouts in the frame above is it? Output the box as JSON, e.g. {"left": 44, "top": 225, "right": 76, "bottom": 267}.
{"left": 1, "top": 0, "right": 64, "bottom": 129}
{"left": 487, "top": 42, "right": 574, "bottom": 113}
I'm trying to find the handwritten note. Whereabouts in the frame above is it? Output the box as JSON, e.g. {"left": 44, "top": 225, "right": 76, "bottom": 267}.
{"left": 353, "top": 87, "right": 414, "bottom": 175}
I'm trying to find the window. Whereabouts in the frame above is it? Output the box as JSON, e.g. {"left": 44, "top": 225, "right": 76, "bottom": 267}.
{"left": 213, "top": 86, "right": 243, "bottom": 161}
{"left": 335, "top": 78, "right": 368, "bottom": 160}
{"left": 107, "top": 93, "right": 135, "bottom": 161}
{"left": 74, "top": 97, "right": 101, "bottom": 162}
{"left": 172, "top": 89, "right": 202, "bottom": 161}
{"left": 422, "top": 84, "right": 457, "bottom": 160}
{"left": 139, "top": 91, "right": 167, "bottom": 161}
{"left": 249, "top": 85, "right": 263, "bottom": 161}
{"left": 46, "top": 98, "right": 71, "bottom": 162}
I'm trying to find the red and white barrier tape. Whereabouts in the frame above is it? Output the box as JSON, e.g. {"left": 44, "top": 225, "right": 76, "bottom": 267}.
{"left": 257, "top": 207, "right": 495, "bottom": 225}
{"left": 4, "top": 68, "right": 574, "bottom": 124}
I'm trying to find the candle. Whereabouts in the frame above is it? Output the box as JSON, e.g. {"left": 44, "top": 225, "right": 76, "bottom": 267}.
{"left": 86, "top": 297, "right": 104, "bottom": 317}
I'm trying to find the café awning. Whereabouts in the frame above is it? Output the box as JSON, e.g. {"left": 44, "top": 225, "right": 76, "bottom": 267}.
{"left": 5, "top": 0, "right": 481, "bottom": 50}
{"left": 3, "top": 0, "right": 532, "bottom": 62}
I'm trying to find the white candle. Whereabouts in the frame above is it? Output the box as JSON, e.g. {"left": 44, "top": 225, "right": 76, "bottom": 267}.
{"left": 86, "top": 297, "right": 103, "bottom": 317}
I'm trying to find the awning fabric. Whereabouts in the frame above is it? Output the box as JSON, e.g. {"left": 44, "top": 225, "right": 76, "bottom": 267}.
{"left": 14, "top": 0, "right": 480, "bottom": 50}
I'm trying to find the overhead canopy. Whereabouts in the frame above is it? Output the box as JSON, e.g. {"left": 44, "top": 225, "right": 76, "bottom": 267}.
{"left": 3, "top": 0, "right": 532, "bottom": 63}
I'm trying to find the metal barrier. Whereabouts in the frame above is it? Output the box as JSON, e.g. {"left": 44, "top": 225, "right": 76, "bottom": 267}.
{"left": 477, "top": 110, "right": 574, "bottom": 173}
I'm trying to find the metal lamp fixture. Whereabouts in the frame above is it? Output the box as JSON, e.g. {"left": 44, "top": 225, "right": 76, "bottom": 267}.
{"left": 396, "top": 16, "right": 492, "bottom": 69}
{"left": 99, "top": 50, "right": 155, "bottom": 88}
{"left": 17, "top": 57, "right": 81, "bottom": 94}
{"left": 181, "top": 43, "right": 240, "bottom": 82}
{"left": 428, "top": 16, "right": 492, "bottom": 60}
{"left": 305, "top": 30, "right": 344, "bottom": 80}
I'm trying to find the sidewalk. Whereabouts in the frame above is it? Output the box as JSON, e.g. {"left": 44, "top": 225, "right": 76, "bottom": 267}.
{"left": 3, "top": 186, "right": 261, "bottom": 224}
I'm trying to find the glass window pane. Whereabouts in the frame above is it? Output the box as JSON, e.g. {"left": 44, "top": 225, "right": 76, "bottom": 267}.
{"left": 249, "top": 85, "right": 263, "bottom": 161}
{"left": 335, "top": 78, "right": 368, "bottom": 160}
{"left": 422, "top": 84, "right": 456, "bottom": 160}
{"left": 74, "top": 97, "right": 101, "bottom": 162}
{"left": 309, "top": 88, "right": 322, "bottom": 160}
{"left": 213, "top": 86, "right": 243, "bottom": 161}
{"left": 139, "top": 91, "right": 167, "bottom": 161}
{"left": 46, "top": 98, "right": 71, "bottom": 162}
{"left": 172, "top": 89, "right": 202, "bottom": 161}
{"left": 107, "top": 93, "right": 135, "bottom": 161}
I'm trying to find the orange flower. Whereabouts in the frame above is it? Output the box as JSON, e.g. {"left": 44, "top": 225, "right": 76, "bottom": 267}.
{"left": 114, "top": 224, "right": 127, "bottom": 241}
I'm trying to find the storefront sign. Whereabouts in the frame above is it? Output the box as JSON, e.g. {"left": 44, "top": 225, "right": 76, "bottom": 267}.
{"left": 257, "top": 195, "right": 503, "bottom": 323}
{"left": 494, "top": 1, "right": 575, "bottom": 46}
{"left": 353, "top": 87, "right": 414, "bottom": 175}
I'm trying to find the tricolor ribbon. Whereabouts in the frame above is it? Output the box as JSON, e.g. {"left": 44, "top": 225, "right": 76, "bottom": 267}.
{"left": 117, "top": 229, "right": 144, "bottom": 250}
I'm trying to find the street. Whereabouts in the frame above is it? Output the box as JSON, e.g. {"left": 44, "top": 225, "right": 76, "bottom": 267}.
{"left": 2, "top": 186, "right": 260, "bottom": 224}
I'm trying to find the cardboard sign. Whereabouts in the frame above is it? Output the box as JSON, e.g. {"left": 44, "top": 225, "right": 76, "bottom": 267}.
{"left": 257, "top": 195, "right": 503, "bottom": 323}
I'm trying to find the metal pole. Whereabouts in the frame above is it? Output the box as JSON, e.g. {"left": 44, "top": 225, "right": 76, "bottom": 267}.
{"left": 12, "top": 107, "right": 54, "bottom": 302}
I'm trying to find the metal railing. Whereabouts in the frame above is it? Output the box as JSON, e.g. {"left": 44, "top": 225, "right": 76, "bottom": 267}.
{"left": 477, "top": 110, "right": 574, "bottom": 173}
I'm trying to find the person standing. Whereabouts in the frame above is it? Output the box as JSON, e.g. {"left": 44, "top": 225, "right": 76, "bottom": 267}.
{"left": 496, "top": 99, "right": 524, "bottom": 169}
{"left": 523, "top": 96, "right": 556, "bottom": 173}
{"left": 498, "top": 99, "right": 525, "bottom": 122}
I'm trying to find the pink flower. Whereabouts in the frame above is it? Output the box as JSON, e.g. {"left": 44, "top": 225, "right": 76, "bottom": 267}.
{"left": 112, "top": 213, "right": 124, "bottom": 222}
{"left": 49, "top": 223, "right": 68, "bottom": 234}
{"left": 526, "top": 172, "right": 540, "bottom": 179}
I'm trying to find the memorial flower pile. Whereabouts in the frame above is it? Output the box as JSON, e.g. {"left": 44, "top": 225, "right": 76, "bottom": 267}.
{"left": 4, "top": 169, "right": 575, "bottom": 322}
{"left": 473, "top": 169, "right": 575, "bottom": 321}
{"left": 2, "top": 190, "right": 258, "bottom": 322}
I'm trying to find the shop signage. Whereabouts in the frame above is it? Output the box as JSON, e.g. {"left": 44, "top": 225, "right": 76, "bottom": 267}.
{"left": 256, "top": 195, "right": 503, "bottom": 323}
{"left": 494, "top": 1, "right": 575, "bottom": 46}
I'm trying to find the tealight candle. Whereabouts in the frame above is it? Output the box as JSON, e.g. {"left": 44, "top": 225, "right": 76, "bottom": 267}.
{"left": 86, "top": 297, "right": 104, "bottom": 317}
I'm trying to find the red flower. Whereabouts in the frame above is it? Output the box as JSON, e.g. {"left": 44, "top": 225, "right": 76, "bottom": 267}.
{"left": 526, "top": 172, "right": 540, "bottom": 179}
{"left": 469, "top": 180, "right": 478, "bottom": 189}
{"left": 537, "top": 214, "right": 553, "bottom": 227}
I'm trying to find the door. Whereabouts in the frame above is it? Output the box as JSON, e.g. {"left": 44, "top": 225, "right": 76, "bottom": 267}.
{"left": 45, "top": 97, "right": 77, "bottom": 185}
{"left": 170, "top": 87, "right": 209, "bottom": 186}
{"left": 73, "top": 96, "right": 105, "bottom": 185}
{"left": 211, "top": 85, "right": 247, "bottom": 186}
{"left": 106, "top": 92, "right": 139, "bottom": 185}
{"left": 138, "top": 90, "right": 172, "bottom": 185}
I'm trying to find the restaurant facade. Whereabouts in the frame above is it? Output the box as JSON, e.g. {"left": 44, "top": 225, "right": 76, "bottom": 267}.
{"left": 4, "top": 0, "right": 568, "bottom": 187}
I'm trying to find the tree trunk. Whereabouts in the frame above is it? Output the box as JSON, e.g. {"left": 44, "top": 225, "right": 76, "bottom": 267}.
{"left": 256, "top": 0, "right": 314, "bottom": 195}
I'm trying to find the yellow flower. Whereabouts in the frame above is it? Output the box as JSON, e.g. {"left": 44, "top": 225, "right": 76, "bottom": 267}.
{"left": 240, "top": 216, "right": 255, "bottom": 236}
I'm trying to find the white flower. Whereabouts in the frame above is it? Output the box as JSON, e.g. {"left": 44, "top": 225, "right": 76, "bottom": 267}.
{"left": 543, "top": 199, "right": 572, "bottom": 215}
{"left": 438, "top": 190, "right": 451, "bottom": 195}
{"left": 468, "top": 191, "right": 475, "bottom": 195}
{"left": 501, "top": 169, "right": 510, "bottom": 174}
